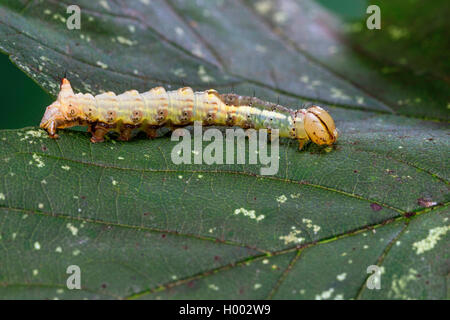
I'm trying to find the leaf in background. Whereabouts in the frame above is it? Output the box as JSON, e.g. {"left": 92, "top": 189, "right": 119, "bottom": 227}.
{"left": 244, "top": 0, "right": 450, "bottom": 120}
{"left": 0, "top": 0, "right": 448, "bottom": 299}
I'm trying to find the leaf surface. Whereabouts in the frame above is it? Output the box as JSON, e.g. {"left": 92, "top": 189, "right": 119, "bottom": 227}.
{"left": 0, "top": 0, "right": 448, "bottom": 299}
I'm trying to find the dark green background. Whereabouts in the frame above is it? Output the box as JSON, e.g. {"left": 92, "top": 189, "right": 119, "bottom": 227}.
{"left": 0, "top": 0, "right": 366, "bottom": 129}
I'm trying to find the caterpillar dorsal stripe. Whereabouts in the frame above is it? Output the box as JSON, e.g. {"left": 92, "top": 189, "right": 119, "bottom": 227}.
{"left": 40, "top": 78, "right": 338, "bottom": 149}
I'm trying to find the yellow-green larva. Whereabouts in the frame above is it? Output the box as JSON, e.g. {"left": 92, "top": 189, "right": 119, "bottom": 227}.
{"left": 40, "top": 78, "right": 338, "bottom": 149}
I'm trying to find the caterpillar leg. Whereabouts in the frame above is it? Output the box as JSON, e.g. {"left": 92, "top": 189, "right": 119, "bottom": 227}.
{"left": 145, "top": 127, "right": 158, "bottom": 139}
{"left": 45, "top": 121, "right": 59, "bottom": 139}
{"left": 298, "top": 139, "right": 308, "bottom": 150}
{"left": 118, "top": 127, "right": 132, "bottom": 141}
{"left": 90, "top": 125, "right": 108, "bottom": 143}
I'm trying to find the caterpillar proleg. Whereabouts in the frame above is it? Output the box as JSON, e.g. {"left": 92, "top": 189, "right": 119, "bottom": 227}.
{"left": 40, "top": 78, "right": 338, "bottom": 150}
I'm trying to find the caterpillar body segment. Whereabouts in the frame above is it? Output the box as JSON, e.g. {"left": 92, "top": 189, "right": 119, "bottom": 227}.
{"left": 40, "top": 78, "right": 338, "bottom": 149}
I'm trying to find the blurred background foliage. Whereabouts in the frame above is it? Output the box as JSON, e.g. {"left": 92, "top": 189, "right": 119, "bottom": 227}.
{"left": 0, "top": 52, "right": 53, "bottom": 129}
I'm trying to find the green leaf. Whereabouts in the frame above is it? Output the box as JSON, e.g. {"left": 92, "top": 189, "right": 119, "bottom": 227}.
{"left": 0, "top": 0, "right": 448, "bottom": 299}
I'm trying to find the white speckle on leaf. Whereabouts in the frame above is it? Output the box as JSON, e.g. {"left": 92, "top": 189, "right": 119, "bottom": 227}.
{"left": 52, "top": 13, "right": 66, "bottom": 23}
{"left": 330, "top": 88, "right": 350, "bottom": 100}
{"left": 61, "top": 165, "right": 70, "bottom": 171}
{"left": 388, "top": 26, "right": 409, "bottom": 40}
{"left": 412, "top": 226, "right": 449, "bottom": 254}
{"left": 273, "top": 11, "right": 287, "bottom": 24}
{"left": 172, "top": 68, "right": 187, "bottom": 78}
{"left": 389, "top": 268, "right": 418, "bottom": 299}
{"left": 234, "top": 208, "right": 265, "bottom": 222}
{"left": 254, "top": 1, "right": 272, "bottom": 14}
{"left": 315, "top": 288, "right": 334, "bottom": 300}
{"left": 276, "top": 195, "right": 287, "bottom": 203}
{"left": 198, "top": 66, "right": 214, "bottom": 83}
{"left": 337, "top": 273, "right": 347, "bottom": 281}
{"left": 302, "top": 218, "right": 321, "bottom": 234}
{"left": 192, "top": 44, "right": 205, "bottom": 58}
{"left": 356, "top": 96, "right": 365, "bottom": 104}
{"left": 208, "top": 284, "right": 219, "bottom": 291}
{"left": 25, "top": 129, "right": 46, "bottom": 139}
{"left": 99, "top": 0, "right": 110, "bottom": 10}
{"left": 255, "top": 44, "right": 267, "bottom": 54}
{"left": 66, "top": 223, "right": 79, "bottom": 236}
{"left": 279, "top": 227, "right": 304, "bottom": 245}
{"left": 117, "top": 36, "right": 137, "bottom": 46}
{"left": 96, "top": 61, "right": 108, "bottom": 69}
{"left": 34, "top": 242, "right": 41, "bottom": 250}
{"left": 175, "top": 27, "right": 184, "bottom": 36}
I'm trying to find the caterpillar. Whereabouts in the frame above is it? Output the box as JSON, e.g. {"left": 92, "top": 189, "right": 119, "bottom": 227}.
{"left": 40, "top": 78, "right": 338, "bottom": 150}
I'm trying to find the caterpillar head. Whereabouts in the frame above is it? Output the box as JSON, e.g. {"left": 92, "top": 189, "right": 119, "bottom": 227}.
{"left": 295, "top": 106, "right": 338, "bottom": 146}
{"left": 40, "top": 78, "right": 81, "bottom": 138}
